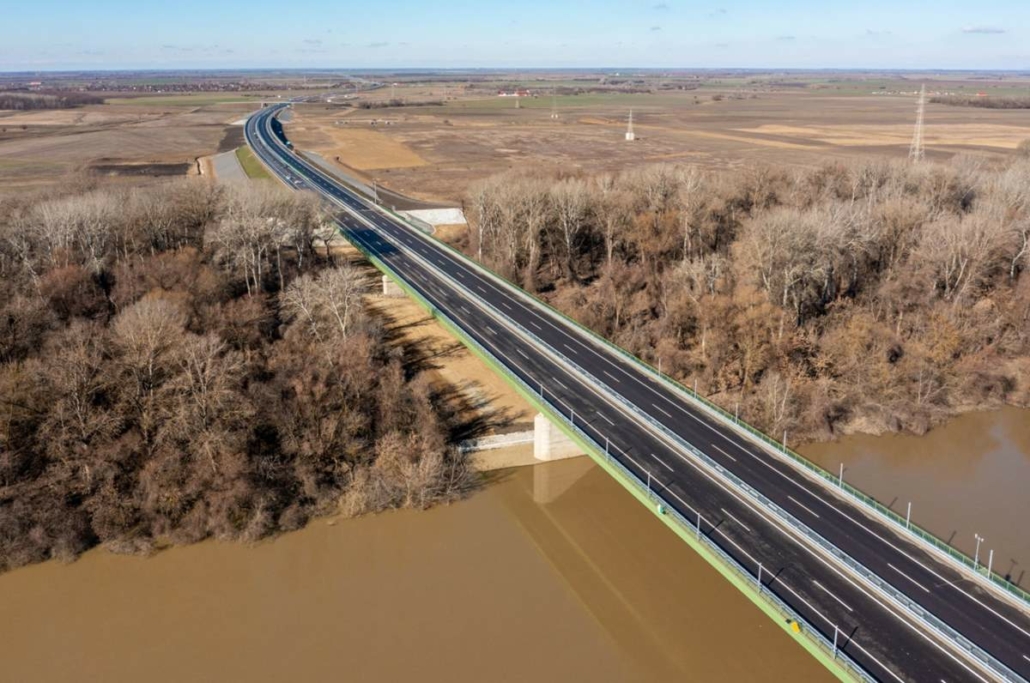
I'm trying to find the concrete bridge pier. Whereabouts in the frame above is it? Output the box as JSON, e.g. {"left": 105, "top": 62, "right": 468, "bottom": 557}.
{"left": 533, "top": 412, "right": 583, "bottom": 461}
{"left": 533, "top": 413, "right": 590, "bottom": 503}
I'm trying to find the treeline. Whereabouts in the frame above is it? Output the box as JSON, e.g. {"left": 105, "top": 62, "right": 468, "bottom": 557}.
{"left": 0, "top": 91, "right": 104, "bottom": 111}
{"left": 930, "top": 95, "right": 1030, "bottom": 110}
{"left": 465, "top": 157, "right": 1030, "bottom": 442}
{"left": 0, "top": 182, "right": 474, "bottom": 572}
{"left": 355, "top": 99, "right": 443, "bottom": 109}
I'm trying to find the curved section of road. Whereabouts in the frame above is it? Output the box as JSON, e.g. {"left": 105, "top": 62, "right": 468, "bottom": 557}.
{"left": 247, "top": 104, "right": 1030, "bottom": 683}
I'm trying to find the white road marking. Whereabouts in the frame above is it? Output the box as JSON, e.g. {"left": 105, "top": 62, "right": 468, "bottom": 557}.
{"left": 720, "top": 507, "right": 752, "bottom": 533}
{"left": 813, "top": 580, "right": 854, "bottom": 612}
{"left": 787, "top": 495, "right": 821, "bottom": 519}
{"left": 1023, "top": 654, "right": 1030, "bottom": 663}
{"left": 459, "top": 306, "right": 471, "bottom": 315}
{"left": 517, "top": 348, "right": 529, "bottom": 359}
{"left": 610, "top": 442, "right": 646, "bottom": 472}
{"left": 776, "top": 583, "right": 908, "bottom": 683}
{"left": 650, "top": 453, "right": 673, "bottom": 472}
{"left": 651, "top": 403, "right": 673, "bottom": 418}
{"left": 529, "top": 321, "right": 542, "bottom": 331}
{"left": 563, "top": 343, "right": 577, "bottom": 355}
{"left": 710, "top": 443, "right": 737, "bottom": 462}
{"left": 888, "top": 564, "right": 931, "bottom": 594}
{"left": 552, "top": 378, "right": 568, "bottom": 390}
{"left": 262, "top": 127, "right": 1011, "bottom": 683}
{"left": 603, "top": 370, "right": 620, "bottom": 383}
{"left": 456, "top": 271, "right": 465, "bottom": 278}
{"left": 501, "top": 301, "right": 513, "bottom": 310}
{"left": 596, "top": 411, "right": 614, "bottom": 426}
{"left": 485, "top": 326, "right": 496, "bottom": 335}
{"left": 477, "top": 286, "right": 487, "bottom": 294}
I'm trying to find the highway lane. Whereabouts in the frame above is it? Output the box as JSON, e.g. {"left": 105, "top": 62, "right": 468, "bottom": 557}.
{"left": 247, "top": 104, "right": 1029, "bottom": 681}
{"left": 339, "top": 218, "right": 968, "bottom": 683}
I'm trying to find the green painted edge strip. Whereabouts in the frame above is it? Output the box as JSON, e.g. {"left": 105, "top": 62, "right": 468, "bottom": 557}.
{"left": 349, "top": 238, "right": 860, "bottom": 683}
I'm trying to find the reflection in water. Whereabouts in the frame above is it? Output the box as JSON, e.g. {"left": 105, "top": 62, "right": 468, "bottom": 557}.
{"left": 0, "top": 460, "right": 830, "bottom": 683}
{"left": 802, "top": 406, "right": 1030, "bottom": 588}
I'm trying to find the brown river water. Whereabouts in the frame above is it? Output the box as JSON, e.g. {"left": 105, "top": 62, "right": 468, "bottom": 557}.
{"left": 0, "top": 407, "right": 1026, "bottom": 682}
{"left": 802, "top": 406, "right": 1030, "bottom": 588}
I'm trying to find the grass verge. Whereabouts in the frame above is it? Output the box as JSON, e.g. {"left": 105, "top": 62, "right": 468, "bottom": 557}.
{"left": 236, "top": 146, "right": 271, "bottom": 180}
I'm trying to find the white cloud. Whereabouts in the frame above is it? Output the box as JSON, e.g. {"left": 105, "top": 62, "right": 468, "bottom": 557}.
{"left": 961, "top": 26, "right": 1005, "bottom": 34}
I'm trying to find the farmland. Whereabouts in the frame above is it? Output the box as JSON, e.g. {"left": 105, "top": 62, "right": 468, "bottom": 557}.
{"left": 284, "top": 82, "right": 1030, "bottom": 204}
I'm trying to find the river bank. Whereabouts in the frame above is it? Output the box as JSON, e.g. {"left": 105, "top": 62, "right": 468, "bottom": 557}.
{"left": 0, "top": 460, "right": 830, "bottom": 683}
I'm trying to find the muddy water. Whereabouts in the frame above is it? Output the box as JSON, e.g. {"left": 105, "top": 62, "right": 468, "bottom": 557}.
{"left": 0, "top": 460, "right": 830, "bottom": 683}
{"left": 802, "top": 406, "right": 1030, "bottom": 588}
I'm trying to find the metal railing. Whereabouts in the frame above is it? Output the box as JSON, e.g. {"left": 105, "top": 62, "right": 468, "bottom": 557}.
{"left": 344, "top": 230, "right": 873, "bottom": 683}
{"left": 370, "top": 183, "right": 1030, "bottom": 612}
{"left": 251, "top": 109, "right": 1023, "bottom": 682}
{"left": 340, "top": 212, "right": 1019, "bottom": 682}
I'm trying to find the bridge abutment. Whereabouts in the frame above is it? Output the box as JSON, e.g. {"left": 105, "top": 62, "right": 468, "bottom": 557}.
{"left": 381, "top": 274, "right": 404, "bottom": 297}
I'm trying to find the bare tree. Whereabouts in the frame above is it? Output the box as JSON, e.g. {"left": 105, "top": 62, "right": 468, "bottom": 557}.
{"left": 281, "top": 264, "right": 368, "bottom": 344}
{"left": 549, "top": 178, "right": 592, "bottom": 281}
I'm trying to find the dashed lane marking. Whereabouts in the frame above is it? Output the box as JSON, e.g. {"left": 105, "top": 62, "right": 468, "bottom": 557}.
{"left": 720, "top": 507, "right": 752, "bottom": 532}
{"left": 710, "top": 443, "right": 738, "bottom": 462}
{"left": 813, "top": 580, "right": 854, "bottom": 612}
{"left": 650, "top": 453, "right": 673, "bottom": 472}
{"left": 788, "top": 495, "right": 821, "bottom": 519}
{"left": 888, "top": 564, "right": 931, "bottom": 594}
{"left": 652, "top": 403, "right": 672, "bottom": 418}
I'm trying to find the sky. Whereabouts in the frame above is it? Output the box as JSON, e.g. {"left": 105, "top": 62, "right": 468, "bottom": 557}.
{"left": 2, "top": 0, "right": 1029, "bottom": 72}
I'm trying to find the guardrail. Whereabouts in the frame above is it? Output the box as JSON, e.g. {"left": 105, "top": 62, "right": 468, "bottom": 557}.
{"left": 379, "top": 223, "right": 1019, "bottom": 683}
{"left": 250, "top": 109, "right": 1023, "bottom": 682}
{"left": 366, "top": 171, "right": 1030, "bottom": 613}
{"left": 342, "top": 226, "right": 873, "bottom": 683}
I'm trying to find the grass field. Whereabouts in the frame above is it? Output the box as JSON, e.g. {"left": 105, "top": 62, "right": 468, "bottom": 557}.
{"left": 235, "top": 145, "right": 271, "bottom": 179}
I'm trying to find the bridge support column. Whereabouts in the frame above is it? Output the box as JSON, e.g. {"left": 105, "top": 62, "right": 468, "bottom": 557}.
{"left": 381, "top": 274, "right": 404, "bottom": 297}
{"left": 534, "top": 412, "right": 584, "bottom": 462}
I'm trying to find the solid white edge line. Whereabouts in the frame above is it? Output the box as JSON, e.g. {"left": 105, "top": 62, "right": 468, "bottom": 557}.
{"left": 253, "top": 114, "right": 1000, "bottom": 683}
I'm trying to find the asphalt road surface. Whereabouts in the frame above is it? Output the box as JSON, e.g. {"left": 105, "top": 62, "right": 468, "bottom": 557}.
{"left": 247, "top": 104, "right": 1030, "bottom": 683}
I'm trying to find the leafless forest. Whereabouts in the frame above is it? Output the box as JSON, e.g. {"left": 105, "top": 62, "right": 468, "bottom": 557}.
{"left": 930, "top": 95, "right": 1030, "bottom": 110}
{"left": 0, "top": 182, "right": 475, "bottom": 572}
{"left": 465, "top": 155, "right": 1030, "bottom": 441}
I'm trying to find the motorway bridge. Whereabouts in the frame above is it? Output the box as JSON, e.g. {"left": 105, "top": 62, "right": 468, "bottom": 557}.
{"left": 246, "top": 104, "right": 1030, "bottom": 683}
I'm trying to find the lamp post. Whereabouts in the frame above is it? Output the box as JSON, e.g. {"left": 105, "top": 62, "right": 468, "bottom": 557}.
{"left": 974, "top": 533, "right": 985, "bottom": 570}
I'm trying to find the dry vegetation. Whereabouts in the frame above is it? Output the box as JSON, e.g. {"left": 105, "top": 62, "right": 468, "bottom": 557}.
{"left": 931, "top": 96, "right": 1030, "bottom": 110}
{"left": 286, "top": 88, "right": 1030, "bottom": 204}
{"left": 464, "top": 156, "right": 1030, "bottom": 441}
{"left": 0, "top": 92, "right": 104, "bottom": 111}
{"left": 0, "top": 182, "right": 475, "bottom": 572}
